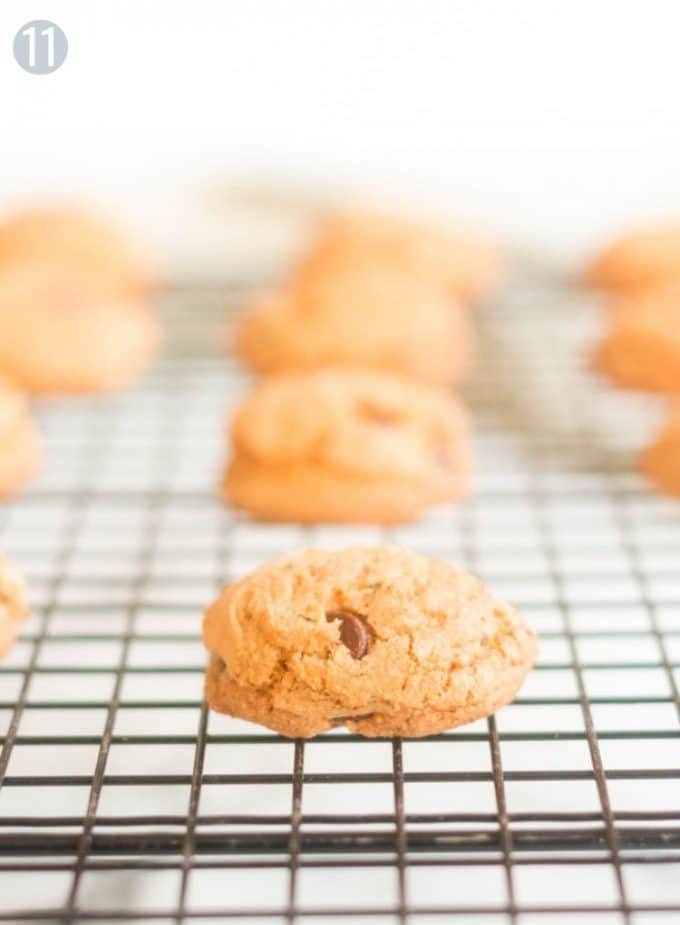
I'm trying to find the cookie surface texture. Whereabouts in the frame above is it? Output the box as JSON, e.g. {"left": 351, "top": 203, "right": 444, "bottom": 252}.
{"left": 223, "top": 368, "right": 470, "bottom": 524}
{"left": 203, "top": 546, "right": 538, "bottom": 738}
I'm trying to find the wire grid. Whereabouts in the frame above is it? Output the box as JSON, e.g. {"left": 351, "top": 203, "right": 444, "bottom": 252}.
{"left": 0, "top": 273, "right": 679, "bottom": 924}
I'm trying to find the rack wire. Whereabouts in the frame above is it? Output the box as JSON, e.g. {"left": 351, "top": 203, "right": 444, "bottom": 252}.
{"left": 0, "top": 271, "right": 679, "bottom": 923}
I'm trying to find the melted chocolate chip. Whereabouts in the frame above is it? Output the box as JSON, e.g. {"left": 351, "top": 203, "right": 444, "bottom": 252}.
{"left": 326, "top": 609, "right": 371, "bottom": 659}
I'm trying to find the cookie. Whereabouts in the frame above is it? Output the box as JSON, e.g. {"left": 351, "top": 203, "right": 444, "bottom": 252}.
{"left": 299, "top": 211, "right": 499, "bottom": 302}
{"left": 223, "top": 368, "right": 470, "bottom": 524}
{"left": 0, "top": 378, "right": 41, "bottom": 497}
{"left": 0, "top": 263, "right": 160, "bottom": 394}
{"left": 235, "top": 264, "right": 472, "bottom": 385}
{"left": 0, "top": 554, "right": 29, "bottom": 658}
{"left": 594, "top": 289, "right": 680, "bottom": 392}
{"left": 0, "top": 205, "right": 153, "bottom": 296}
{"left": 586, "top": 225, "right": 680, "bottom": 294}
{"left": 203, "top": 546, "right": 538, "bottom": 738}
{"left": 640, "top": 407, "right": 680, "bottom": 497}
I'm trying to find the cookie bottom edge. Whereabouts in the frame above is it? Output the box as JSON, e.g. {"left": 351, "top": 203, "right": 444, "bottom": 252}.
{"left": 222, "top": 460, "right": 470, "bottom": 525}
{"left": 204, "top": 653, "right": 533, "bottom": 740}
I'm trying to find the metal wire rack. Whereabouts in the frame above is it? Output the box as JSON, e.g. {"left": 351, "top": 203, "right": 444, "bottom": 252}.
{"left": 1, "top": 271, "right": 679, "bottom": 924}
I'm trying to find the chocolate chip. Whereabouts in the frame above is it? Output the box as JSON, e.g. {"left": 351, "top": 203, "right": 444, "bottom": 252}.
{"left": 326, "top": 609, "right": 371, "bottom": 659}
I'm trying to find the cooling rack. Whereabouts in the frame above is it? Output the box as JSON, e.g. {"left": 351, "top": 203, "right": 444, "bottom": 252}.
{"left": 0, "top": 271, "right": 679, "bottom": 924}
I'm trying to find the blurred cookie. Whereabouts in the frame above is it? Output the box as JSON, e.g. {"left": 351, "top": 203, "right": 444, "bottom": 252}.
{"left": 0, "top": 378, "right": 41, "bottom": 497}
{"left": 0, "top": 553, "right": 29, "bottom": 657}
{"left": 640, "top": 407, "right": 680, "bottom": 497}
{"left": 594, "top": 289, "right": 680, "bottom": 392}
{"left": 203, "top": 546, "right": 538, "bottom": 738}
{"left": 586, "top": 225, "right": 680, "bottom": 294}
{"left": 0, "top": 264, "right": 160, "bottom": 394}
{"left": 223, "top": 368, "right": 470, "bottom": 524}
{"left": 235, "top": 264, "right": 472, "bottom": 385}
{"left": 300, "top": 210, "right": 499, "bottom": 302}
{"left": 0, "top": 205, "right": 153, "bottom": 296}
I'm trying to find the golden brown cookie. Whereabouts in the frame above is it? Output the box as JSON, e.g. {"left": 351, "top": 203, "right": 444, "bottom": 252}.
{"left": 0, "top": 264, "right": 160, "bottom": 394}
{"left": 299, "top": 210, "right": 499, "bottom": 302}
{"left": 235, "top": 264, "right": 472, "bottom": 385}
{"left": 0, "top": 205, "right": 153, "bottom": 296}
{"left": 0, "top": 378, "right": 41, "bottom": 497}
{"left": 640, "top": 406, "right": 680, "bottom": 497}
{"left": 593, "top": 289, "right": 680, "bottom": 392}
{"left": 223, "top": 368, "right": 470, "bottom": 524}
{"left": 0, "top": 554, "right": 29, "bottom": 658}
{"left": 586, "top": 225, "right": 680, "bottom": 294}
{"left": 203, "top": 547, "right": 538, "bottom": 738}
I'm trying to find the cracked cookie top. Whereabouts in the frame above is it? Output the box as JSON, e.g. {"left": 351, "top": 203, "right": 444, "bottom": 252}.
{"left": 203, "top": 547, "right": 537, "bottom": 723}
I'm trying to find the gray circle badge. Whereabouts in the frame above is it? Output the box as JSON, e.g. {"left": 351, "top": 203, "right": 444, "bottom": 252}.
{"left": 14, "top": 20, "right": 68, "bottom": 74}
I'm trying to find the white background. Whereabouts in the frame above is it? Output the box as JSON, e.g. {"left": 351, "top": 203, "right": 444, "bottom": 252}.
{"left": 3, "top": 0, "right": 680, "bottom": 272}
